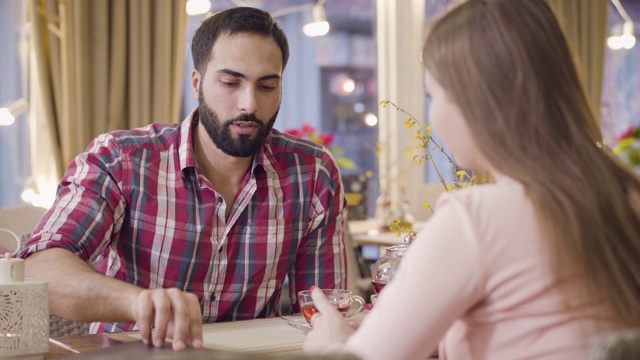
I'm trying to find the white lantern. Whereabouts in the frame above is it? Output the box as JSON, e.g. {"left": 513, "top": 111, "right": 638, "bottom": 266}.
{"left": 0, "top": 229, "right": 49, "bottom": 358}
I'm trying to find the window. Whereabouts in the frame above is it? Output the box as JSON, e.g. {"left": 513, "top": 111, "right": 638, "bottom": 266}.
{"left": 0, "top": 0, "right": 29, "bottom": 207}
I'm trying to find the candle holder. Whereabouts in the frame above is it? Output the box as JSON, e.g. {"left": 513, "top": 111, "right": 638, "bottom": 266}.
{"left": 0, "top": 229, "right": 49, "bottom": 358}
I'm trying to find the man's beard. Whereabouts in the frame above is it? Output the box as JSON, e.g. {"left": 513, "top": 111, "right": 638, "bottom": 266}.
{"left": 197, "top": 92, "right": 278, "bottom": 158}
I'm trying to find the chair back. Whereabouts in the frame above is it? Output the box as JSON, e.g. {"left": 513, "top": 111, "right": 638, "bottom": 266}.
{"left": 48, "top": 313, "right": 91, "bottom": 337}
{"left": 344, "top": 218, "right": 373, "bottom": 300}
{"left": 590, "top": 328, "right": 640, "bottom": 360}
{"left": 0, "top": 205, "right": 47, "bottom": 254}
{"left": 0, "top": 204, "right": 47, "bottom": 236}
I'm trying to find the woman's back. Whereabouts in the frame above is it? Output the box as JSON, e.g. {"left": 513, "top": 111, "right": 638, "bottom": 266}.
{"left": 438, "top": 177, "right": 613, "bottom": 359}
{"left": 346, "top": 176, "right": 614, "bottom": 360}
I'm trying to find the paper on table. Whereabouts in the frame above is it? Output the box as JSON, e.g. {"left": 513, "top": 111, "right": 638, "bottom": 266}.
{"left": 128, "top": 317, "right": 307, "bottom": 355}
{"left": 200, "top": 318, "right": 307, "bottom": 354}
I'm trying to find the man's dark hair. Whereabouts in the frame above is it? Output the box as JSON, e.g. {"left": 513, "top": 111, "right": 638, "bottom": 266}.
{"left": 191, "top": 7, "right": 290, "bottom": 74}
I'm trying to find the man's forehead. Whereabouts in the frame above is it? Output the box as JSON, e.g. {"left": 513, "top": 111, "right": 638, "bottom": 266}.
{"left": 206, "top": 34, "right": 283, "bottom": 78}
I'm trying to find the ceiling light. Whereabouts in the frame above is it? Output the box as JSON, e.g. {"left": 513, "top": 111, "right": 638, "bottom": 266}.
{"left": 303, "top": 1, "right": 330, "bottom": 37}
{"left": 266, "top": 0, "right": 331, "bottom": 38}
{"left": 608, "top": 0, "right": 635, "bottom": 50}
{"left": 186, "top": 0, "right": 211, "bottom": 16}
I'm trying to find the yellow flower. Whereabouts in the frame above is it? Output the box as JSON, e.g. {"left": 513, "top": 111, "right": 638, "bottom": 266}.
{"left": 405, "top": 118, "right": 415, "bottom": 129}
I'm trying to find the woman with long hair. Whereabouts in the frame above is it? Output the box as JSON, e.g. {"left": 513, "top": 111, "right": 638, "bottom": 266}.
{"left": 303, "top": 0, "right": 640, "bottom": 358}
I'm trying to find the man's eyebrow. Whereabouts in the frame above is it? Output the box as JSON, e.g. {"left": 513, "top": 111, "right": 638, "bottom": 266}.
{"left": 217, "top": 68, "right": 281, "bottom": 81}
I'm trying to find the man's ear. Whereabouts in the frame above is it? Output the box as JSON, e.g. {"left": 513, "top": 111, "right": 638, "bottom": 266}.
{"left": 191, "top": 69, "right": 201, "bottom": 100}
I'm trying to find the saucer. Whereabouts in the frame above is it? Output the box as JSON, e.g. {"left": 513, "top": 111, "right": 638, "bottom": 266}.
{"left": 283, "top": 317, "right": 312, "bottom": 334}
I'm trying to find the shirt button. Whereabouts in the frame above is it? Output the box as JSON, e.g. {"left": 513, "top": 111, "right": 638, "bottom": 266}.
{"left": 210, "top": 293, "right": 216, "bottom": 301}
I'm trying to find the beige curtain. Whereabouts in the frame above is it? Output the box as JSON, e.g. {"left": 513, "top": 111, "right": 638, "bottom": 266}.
{"left": 29, "top": 0, "right": 187, "bottom": 179}
{"left": 546, "top": 0, "right": 608, "bottom": 123}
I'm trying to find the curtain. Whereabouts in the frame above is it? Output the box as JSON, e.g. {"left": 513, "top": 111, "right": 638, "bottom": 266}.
{"left": 546, "top": 0, "right": 608, "bottom": 124}
{"left": 29, "top": 0, "right": 187, "bottom": 180}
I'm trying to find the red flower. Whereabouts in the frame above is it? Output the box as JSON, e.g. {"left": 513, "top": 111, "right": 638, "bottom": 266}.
{"left": 319, "top": 133, "right": 334, "bottom": 146}
{"left": 300, "top": 123, "right": 316, "bottom": 136}
{"left": 615, "top": 125, "right": 635, "bottom": 142}
{"left": 284, "top": 128, "right": 302, "bottom": 137}
{"left": 283, "top": 123, "right": 356, "bottom": 169}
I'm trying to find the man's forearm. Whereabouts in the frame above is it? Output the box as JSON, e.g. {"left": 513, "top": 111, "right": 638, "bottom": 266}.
{"left": 24, "top": 248, "right": 141, "bottom": 322}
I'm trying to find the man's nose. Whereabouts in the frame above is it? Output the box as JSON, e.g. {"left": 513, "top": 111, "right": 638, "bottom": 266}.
{"left": 238, "top": 86, "right": 258, "bottom": 114}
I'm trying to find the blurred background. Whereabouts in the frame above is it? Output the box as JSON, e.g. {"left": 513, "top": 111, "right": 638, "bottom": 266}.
{"left": 0, "top": 0, "right": 637, "bottom": 225}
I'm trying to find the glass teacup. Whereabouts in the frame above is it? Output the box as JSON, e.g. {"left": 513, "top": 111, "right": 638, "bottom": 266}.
{"left": 298, "top": 289, "right": 366, "bottom": 324}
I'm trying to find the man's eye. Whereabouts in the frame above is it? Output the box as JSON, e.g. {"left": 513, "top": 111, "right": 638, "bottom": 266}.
{"left": 221, "top": 80, "right": 238, "bottom": 87}
{"left": 260, "top": 85, "right": 277, "bottom": 91}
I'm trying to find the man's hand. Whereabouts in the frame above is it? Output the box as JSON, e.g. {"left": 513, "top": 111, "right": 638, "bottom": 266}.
{"left": 132, "top": 288, "right": 203, "bottom": 351}
{"left": 24, "top": 249, "right": 204, "bottom": 351}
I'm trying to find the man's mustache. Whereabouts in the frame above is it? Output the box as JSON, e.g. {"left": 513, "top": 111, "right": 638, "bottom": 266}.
{"left": 226, "top": 114, "right": 264, "bottom": 129}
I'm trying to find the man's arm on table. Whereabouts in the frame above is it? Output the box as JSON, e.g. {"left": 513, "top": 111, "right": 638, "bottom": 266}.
{"left": 25, "top": 248, "right": 203, "bottom": 351}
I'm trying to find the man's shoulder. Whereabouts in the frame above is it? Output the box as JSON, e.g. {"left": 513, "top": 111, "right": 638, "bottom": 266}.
{"left": 266, "top": 128, "right": 329, "bottom": 158}
{"left": 105, "top": 123, "right": 182, "bottom": 150}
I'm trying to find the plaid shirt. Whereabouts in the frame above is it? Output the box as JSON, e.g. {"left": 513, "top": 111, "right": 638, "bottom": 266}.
{"left": 20, "top": 109, "right": 347, "bottom": 332}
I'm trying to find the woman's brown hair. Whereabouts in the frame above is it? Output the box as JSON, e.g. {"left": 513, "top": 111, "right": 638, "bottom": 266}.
{"left": 422, "top": 0, "right": 640, "bottom": 328}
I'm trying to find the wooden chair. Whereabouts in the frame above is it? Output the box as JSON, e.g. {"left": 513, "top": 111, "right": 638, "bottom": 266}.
{"left": 0, "top": 204, "right": 91, "bottom": 337}
{"left": 344, "top": 220, "right": 373, "bottom": 300}
{"left": 48, "top": 314, "right": 91, "bottom": 337}
{"left": 0, "top": 205, "right": 48, "bottom": 254}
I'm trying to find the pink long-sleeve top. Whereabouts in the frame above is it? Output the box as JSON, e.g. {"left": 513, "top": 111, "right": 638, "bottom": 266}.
{"left": 345, "top": 176, "right": 613, "bottom": 360}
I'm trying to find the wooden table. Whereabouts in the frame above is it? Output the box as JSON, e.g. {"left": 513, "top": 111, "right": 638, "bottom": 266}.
{"left": 43, "top": 317, "right": 308, "bottom": 359}
{"left": 349, "top": 219, "right": 424, "bottom": 247}
{"left": 352, "top": 230, "right": 407, "bottom": 247}
{"left": 42, "top": 318, "right": 424, "bottom": 360}
{"left": 45, "top": 333, "right": 134, "bottom": 358}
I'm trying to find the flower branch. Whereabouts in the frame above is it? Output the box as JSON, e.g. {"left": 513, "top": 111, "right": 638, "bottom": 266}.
{"left": 380, "top": 99, "right": 476, "bottom": 194}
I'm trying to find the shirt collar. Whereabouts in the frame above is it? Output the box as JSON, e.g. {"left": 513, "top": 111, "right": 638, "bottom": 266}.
{"left": 178, "top": 108, "right": 198, "bottom": 178}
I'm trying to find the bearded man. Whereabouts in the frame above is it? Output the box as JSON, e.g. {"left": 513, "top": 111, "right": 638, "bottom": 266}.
{"left": 19, "top": 7, "right": 347, "bottom": 351}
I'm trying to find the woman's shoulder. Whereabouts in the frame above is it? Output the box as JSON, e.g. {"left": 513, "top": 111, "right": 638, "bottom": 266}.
{"left": 437, "top": 177, "right": 527, "bottom": 211}
{"left": 433, "top": 177, "right": 539, "bottom": 242}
